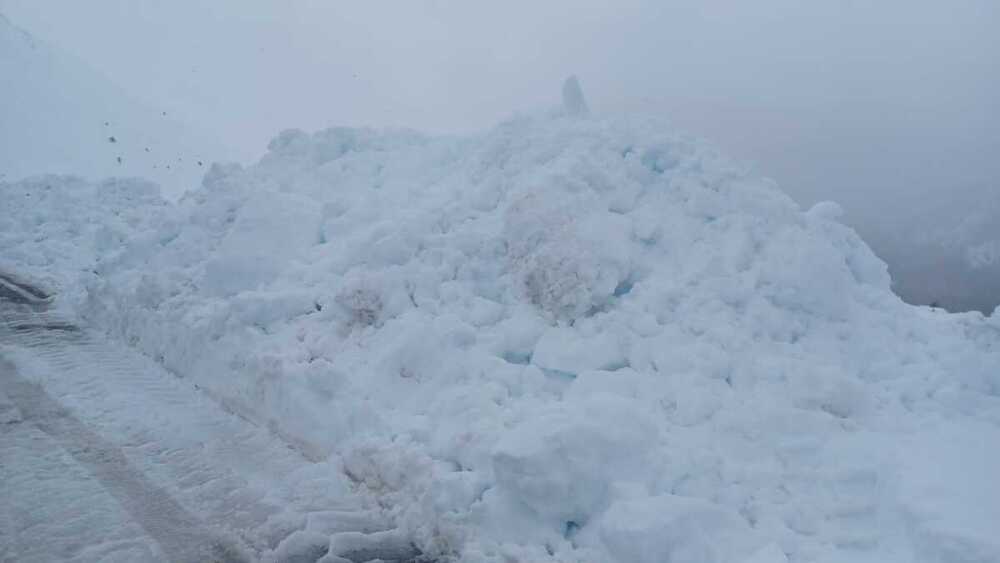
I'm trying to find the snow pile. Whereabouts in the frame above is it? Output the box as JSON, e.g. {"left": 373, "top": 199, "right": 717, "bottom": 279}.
{"left": 43, "top": 96, "right": 1000, "bottom": 562}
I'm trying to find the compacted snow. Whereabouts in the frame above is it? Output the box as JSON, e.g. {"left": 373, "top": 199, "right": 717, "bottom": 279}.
{"left": 3, "top": 88, "right": 1000, "bottom": 562}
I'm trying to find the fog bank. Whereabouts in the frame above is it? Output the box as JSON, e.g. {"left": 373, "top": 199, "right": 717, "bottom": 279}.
{"left": 3, "top": 0, "right": 997, "bottom": 311}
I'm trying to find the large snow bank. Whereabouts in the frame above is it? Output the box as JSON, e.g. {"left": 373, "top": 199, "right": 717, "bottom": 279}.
{"left": 9, "top": 90, "right": 998, "bottom": 561}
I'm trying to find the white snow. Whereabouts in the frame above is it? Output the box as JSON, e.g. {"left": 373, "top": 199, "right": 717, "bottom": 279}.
{"left": 578, "top": 493, "right": 757, "bottom": 563}
{"left": 3, "top": 86, "right": 1000, "bottom": 562}
{"left": 896, "top": 420, "right": 1000, "bottom": 562}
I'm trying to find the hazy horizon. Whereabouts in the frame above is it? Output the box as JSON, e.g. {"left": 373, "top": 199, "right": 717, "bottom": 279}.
{"left": 3, "top": 0, "right": 998, "bottom": 311}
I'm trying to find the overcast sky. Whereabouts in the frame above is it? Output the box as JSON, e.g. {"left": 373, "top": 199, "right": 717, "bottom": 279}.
{"left": 2, "top": 0, "right": 998, "bottom": 225}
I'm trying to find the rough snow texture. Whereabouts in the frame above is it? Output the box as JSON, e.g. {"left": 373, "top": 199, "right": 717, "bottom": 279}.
{"left": 0, "top": 175, "right": 166, "bottom": 308}
{"left": 6, "top": 110, "right": 1000, "bottom": 563}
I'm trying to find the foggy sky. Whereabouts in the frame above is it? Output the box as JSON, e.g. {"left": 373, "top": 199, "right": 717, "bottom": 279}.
{"left": 3, "top": 0, "right": 999, "bottom": 298}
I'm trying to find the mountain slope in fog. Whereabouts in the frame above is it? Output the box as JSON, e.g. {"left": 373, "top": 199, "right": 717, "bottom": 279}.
{"left": 870, "top": 184, "right": 1000, "bottom": 314}
{"left": 0, "top": 13, "right": 224, "bottom": 196}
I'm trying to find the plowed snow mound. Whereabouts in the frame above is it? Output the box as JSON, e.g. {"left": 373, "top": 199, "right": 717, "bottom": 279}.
{"left": 33, "top": 108, "right": 1000, "bottom": 562}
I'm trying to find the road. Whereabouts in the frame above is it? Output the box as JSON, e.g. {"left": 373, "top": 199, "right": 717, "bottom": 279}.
{"left": 0, "top": 276, "right": 422, "bottom": 563}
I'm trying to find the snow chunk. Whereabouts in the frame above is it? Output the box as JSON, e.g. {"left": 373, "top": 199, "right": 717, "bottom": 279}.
{"left": 492, "top": 396, "right": 658, "bottom": 525}
{"left": 582, "top": 494, "right": 758, "bottom": 563}
{"left": 532, "top": 327, "right": 625, "bottom": 375}
{"left": 806, "top": 200, "right": 844, "bottom": 221}
{"left": 202, "top": 192, "right": 321, "bottom": 296}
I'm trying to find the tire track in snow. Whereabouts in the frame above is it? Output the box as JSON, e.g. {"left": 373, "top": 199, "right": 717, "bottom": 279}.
{"left": 0, "top": 297, "right": 420, "bottom": 563}
{"left": 0, "top": 356, "right": 249, "bottom": 563}
{"left": 1, "top": 416, "right": 168, "bottom": 562}
{"left": 0, "top": 285, "right": 425, "bottom": 563}
{"left": 0, "top": 272, "right": 51, "bottom": 306}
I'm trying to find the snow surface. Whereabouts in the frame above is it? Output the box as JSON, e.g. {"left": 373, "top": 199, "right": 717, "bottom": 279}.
{"left": 4, "top": 94, "right": 1000, "bottom": 562}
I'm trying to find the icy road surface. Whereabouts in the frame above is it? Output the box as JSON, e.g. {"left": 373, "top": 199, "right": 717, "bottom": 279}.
{"left": 0, "top": 290, "right": 421, "bottom": 563}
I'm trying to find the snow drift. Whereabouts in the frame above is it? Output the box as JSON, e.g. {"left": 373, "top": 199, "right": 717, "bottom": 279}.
{"left": 5, "top": 85, "right": 1000, "bottom": 562}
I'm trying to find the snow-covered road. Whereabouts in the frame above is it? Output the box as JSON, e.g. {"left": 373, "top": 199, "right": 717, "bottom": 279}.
{"left": 0, "top": 291, "right": 419, "bottom": 563}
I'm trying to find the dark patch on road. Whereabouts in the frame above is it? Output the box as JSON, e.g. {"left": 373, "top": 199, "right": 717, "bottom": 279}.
{"left": 9, "top": 321, "right": 79, "bottom": 333}
{"left": 0, "top": 281, "right": 33, "bottom": 305}
{"left": 0, "top": 272, "right": 51, "bottom": 305}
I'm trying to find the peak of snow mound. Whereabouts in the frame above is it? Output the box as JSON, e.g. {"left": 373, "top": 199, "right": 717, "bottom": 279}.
{"left": 54, "top": 111, "right": 1000, "bottom": 562}
{"left": 561, "top": 75, "right": 589, "bottom": 116}
{"left": 806, "top": 200, "right": 844, "bottom": 221}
